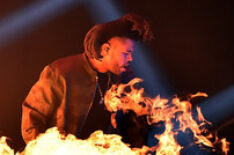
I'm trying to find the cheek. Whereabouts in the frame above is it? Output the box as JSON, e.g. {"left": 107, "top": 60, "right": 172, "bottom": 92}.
{"left": 118, "top": 53, "right": 126, "bottom": 63}
{"left": 112, "top": 53, "right": 122, "bottom": 65}
{"left": 111, "top": 51, "right": 125, "bottom": 66}
{"left": 121, "top": 55, "right": 128, "bottom": 64}
{"left": 116, "top": 57, "right": 124, "bottom": 67}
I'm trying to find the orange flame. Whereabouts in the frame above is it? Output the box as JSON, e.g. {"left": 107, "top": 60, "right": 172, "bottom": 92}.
{"left": 0, "top": 137, "right": 14, "bottom": 155}
{"left": 189, "top": 92, "right": 208, "bottom": 99}
{"left": 15, "top": 127, "right": 149, "bottom": 155}
{"left": 154, "top": 123, "right": 183, "bottom": 155}
{"left": 220, "top": 138, "right": 230, "bottom": 155}
{"left": 0, "top": 78, "right": 230, "bottom": 155}
{"left": 104, "top": 78, "right": 230, "bottom": 154}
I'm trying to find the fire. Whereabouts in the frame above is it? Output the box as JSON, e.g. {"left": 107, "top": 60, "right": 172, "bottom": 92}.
{"left": 189, "top": 92, "right": 208, "bottom": 99}
{"left": 104, "top": 78, "right": 230, "bottom": 154}
{"left": 0, "top": 137, "right": 14, "bottom": 155}
{"left": 0, "top": 77, "right": 230, "bottom": 154}
{"left": 15, "top": 127, "right": 148, "bottom": 155}
{"left": 154, "top": 123, "right": 182, "bottom": 155}
{"left": 220, "top": 138, "right": 230, "bottom": 155}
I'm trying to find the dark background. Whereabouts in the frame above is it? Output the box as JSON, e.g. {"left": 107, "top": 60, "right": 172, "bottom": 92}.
{"left": 0, "top": 0, "right": 233, "bottom": 153}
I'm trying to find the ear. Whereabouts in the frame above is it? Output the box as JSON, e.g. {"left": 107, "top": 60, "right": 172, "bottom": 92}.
{"left": 100, "top": 43, "right": 110, "bottom": 57}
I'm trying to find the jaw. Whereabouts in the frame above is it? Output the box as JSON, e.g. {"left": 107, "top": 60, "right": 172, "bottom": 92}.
{"left": 109, "top": 66, "right": 122, "bottom": 75}
{"left": 104, "top": 60, "right": 125, "bottom": 75}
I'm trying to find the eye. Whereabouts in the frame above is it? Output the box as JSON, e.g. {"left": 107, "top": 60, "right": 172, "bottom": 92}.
{"left": 122, "top": 52, "right": 129, "bottom": 58}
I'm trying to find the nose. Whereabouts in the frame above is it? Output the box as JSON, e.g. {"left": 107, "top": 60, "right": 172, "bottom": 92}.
{"left": 127, "top": 53, "right": 133, "bottom": 62}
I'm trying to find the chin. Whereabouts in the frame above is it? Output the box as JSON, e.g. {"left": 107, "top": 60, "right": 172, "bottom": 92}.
{"left": 113, "top": 72, "right": 121, "bottom": 76}
{"left": 111, "top": 70, "right": 122, "bottom": 75}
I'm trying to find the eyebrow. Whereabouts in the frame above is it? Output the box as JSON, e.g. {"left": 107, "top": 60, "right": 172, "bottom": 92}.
{"left": 127, "top": 49, "right": 134, "bottom": 53}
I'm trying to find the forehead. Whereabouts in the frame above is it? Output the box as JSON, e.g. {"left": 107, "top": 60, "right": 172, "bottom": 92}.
{"left": 109, "top": 37, "right": 135, "bottom": 50}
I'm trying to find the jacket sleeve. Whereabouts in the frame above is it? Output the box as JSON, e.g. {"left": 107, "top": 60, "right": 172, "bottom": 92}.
{"left": 21, "top": 65, "right": 64, "bottom": 143}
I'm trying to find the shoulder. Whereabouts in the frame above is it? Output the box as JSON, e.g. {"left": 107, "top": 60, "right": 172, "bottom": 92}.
{"left": 50, "top": 54, "right": 84, "bottom": 70}
{"left": 42, "top": 53, "right": 96, "bottom": 83}
{"left": 46, "top": 53, "right": 90, "bottom": 76}
{"left": 36, "top": 54, "right": 85, "bottom": 82}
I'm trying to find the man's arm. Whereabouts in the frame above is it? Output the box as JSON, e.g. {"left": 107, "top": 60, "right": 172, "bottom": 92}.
{"left": 21, "top": 65, "right": 64, "bottom": 143}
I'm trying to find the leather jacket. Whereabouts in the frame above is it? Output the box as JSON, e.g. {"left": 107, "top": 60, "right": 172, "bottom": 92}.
{"left": 21, "top": 53, "right": 97, "bottom": 143}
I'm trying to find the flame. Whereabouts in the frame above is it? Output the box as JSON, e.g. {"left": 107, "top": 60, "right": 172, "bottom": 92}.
{"left": 104, "top": 78, "right": 230, "bottom": 154}
{"left": 220, "top": 138, "right": 230, "bottom": 155}
{"left": 189, "top": 92, "right": 208, "bottom": 99}
{"left": 154, "top": 123, "right": 182, "bottom": 155}
{"left": 15, "top": 127, "right": 149, "bottom": 155}
{"left": 0, "top": 77, "right": 230, "bottom": 155}
{"left": 0, "top": 137, "right": 14, "bottom": 155}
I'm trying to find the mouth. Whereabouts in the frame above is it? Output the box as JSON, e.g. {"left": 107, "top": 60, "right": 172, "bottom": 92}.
{"left": 120, "top": 64, "right": 130, "bottom": 73}
{"left": 121, "top": 64, "right": 129, "bottom": 70}
{"left": 123, "top": 63, "right": 130, "bottom": 68}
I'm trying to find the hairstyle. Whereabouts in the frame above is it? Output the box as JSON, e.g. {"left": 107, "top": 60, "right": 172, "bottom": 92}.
{"left": 84, "top": 13, "right": 154, "bottom": 59}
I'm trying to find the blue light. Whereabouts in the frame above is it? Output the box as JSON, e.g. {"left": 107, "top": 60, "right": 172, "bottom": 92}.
{"left": 0, "top": 0, "right": 81, "bottom": 48}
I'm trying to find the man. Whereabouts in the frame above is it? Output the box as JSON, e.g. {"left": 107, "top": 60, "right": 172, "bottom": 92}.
{"left": 21, "top": 13, "right": 153, "bottom": 145}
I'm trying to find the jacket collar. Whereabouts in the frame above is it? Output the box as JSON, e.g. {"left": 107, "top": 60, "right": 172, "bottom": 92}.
{"left": 82, "top": 53, "right": 97, "bottom": 79}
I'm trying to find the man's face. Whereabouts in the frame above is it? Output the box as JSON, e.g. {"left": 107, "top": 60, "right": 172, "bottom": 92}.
{"left": 102, "top": 37, "right": 135, "bottom": 75}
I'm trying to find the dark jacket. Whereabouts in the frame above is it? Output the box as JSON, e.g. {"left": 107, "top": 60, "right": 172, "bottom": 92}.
{"left": 22, "top": 53, "right": 149, "bottom": 147}
{"left": 21, "top": 53, "right": 97, "bottom": 143}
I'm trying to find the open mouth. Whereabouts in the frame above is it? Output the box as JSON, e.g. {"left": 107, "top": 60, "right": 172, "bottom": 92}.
{"left": 123, "top": 63, "right": 129, "bottom": 68}
{"left": 121, "top": 65, "right": 128, "bottom": 71}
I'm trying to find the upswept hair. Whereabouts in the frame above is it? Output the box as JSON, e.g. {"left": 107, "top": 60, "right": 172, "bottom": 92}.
{"left": 84, "top": 13, "right": 154, "bottom": 59}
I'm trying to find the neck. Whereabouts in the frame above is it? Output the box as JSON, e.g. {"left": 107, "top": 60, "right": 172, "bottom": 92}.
{"left": 88, "top": 57, "right": 108, "bottom": 73}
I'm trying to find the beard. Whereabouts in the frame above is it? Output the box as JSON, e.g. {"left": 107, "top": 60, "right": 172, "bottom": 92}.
{"left": 111, "top": 64, "right": 123, "bottom": 75}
